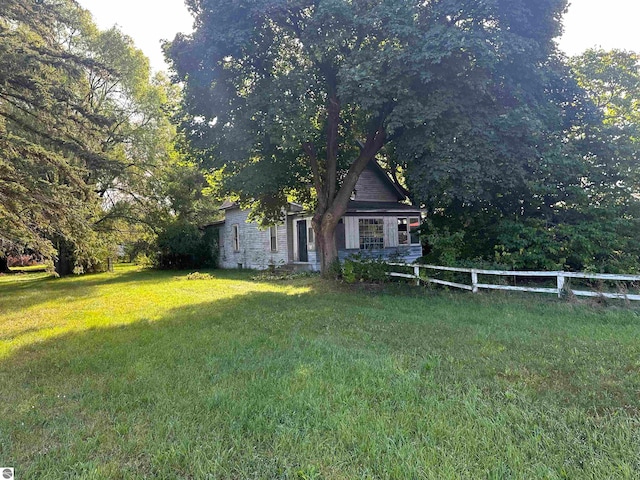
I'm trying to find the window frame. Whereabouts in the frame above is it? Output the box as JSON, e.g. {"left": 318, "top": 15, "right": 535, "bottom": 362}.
{"left": 269, "top": 225, "right": 278, "bottom": 252}
{"left": 358, "top": 217, "right": 385, "bottom": 250}
{"left": 397, "top": 216, "right": 421, "bottom": 246}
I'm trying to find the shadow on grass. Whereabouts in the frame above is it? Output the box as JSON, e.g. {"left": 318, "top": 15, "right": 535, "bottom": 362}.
{"left": 0, "top": 289, "right": 340, "bottom": 476}
{"left": 2, "top": 286, "right": 639, "bottom": 478}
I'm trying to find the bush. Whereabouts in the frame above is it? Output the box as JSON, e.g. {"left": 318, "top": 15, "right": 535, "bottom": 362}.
{"left": 422, "top": 223, "right": 466, "bottom": 267}
{"left": 186, "top": 272, "right": 213, "bottom": 280}
{"left": 156, "top": 221, "right": 218, "bottom": 270}
{"left": 133, "top": 253, "right": 154, "bottom": 268}
{"left": 341, "top": 253, "right": 390, "bottom": 283}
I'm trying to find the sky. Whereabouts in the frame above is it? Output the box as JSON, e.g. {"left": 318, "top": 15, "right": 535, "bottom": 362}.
{"left": 560, "top": 0, "right": 640, "bottom": 56}
{"left": 76, "top": 0, "right": 640, "bottom": 73}
{"left": 76, "top": 0, "right": 194, "bottom": 73}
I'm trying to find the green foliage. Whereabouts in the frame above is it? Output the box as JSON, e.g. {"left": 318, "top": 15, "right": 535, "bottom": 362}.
{"left": 0, "top": 0, "right": 194, "bottom": 275}
{"left": 341, "top": 253, "right": 389, "bottom": 284}
{"left": 418, "top": 48, "right": 640, "bottom": 274}
{"left": 494, "top": 214, "right": 640, "bottom": 273}
{"left": 324, "top": 258, "right": 344, "bottom": 280}
{"left": 422, "top": 222, "right": 466, "bottom": 267}
{"left": 155, "top": 220, "right": 218, "bottom": 270}
{"left": 168, "top": 0, "right": 568, "bottom": 270}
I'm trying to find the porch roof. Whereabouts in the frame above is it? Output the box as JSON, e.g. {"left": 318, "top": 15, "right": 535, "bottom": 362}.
{"left": 346, "top": 200, "right": 421, "bottom": 214}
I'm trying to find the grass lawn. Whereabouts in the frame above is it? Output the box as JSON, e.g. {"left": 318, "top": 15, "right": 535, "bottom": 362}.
{"left": 8, "top": 265, "right": 48, "bottom": 273}
{"left": 1, "top": 265, "right": 639, "bottom": 479}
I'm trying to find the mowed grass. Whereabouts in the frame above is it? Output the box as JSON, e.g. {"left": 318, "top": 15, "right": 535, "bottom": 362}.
{"left": 1, "top": 266, "right": 639, "bottom": 479}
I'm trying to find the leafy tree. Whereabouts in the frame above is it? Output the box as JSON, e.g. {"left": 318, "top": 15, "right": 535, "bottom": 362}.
{"left": 0, "top": 0, "right": 197, "bottom": 274}
{"left": 168, "top": 0, "right": 568, "bottom": 273}
{"left": 420, "top": 49, "right": 640, "bottom": 273}
{"left": 0, "top": 0, "right": 113, "bottom": 271}
{"left": 570, "top": 49, "right": 640, "bottom": 207}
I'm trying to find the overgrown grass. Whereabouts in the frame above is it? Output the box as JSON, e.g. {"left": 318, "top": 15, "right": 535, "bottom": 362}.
{"left": 1, "top": 265, "right": 639, "bottom": 478}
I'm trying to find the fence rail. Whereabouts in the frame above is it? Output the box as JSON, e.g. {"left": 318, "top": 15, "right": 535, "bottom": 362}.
{"left": 386, "top": 263, "right": 640, "bottom": 301}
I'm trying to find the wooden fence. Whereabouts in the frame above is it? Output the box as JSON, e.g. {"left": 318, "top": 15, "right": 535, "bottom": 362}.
{"left": 387, "top": 263, "right": 640, "bottom": 301}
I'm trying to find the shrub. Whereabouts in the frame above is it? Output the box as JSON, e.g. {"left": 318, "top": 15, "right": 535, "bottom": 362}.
{"left": 156, "top": 221, "right": 218, "bottom": 270}
{"left": 133, "top": 253, "right": 154, "bottom": 268}
{"left": 186, "top": 272, "right": 213, "bottom": 280}
{"left": 341, "top": 253, "right": 390, "bottom": 283}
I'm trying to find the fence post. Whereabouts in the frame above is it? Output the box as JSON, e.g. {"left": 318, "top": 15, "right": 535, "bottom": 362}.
{"left": 556, "top": 272, "right": 565, "bottom": 298}
{"left": 414, "top": 265, "right": 420, "bottom": 286}
{"left": 471, "top": 269, "right": 478, "bottom": 293}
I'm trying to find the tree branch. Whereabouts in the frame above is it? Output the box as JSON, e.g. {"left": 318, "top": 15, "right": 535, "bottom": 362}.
{"left": 330, "top": 125, "right": 387, "bottom": 217}
{"left": 303, "top": 141, "right": 327, "bottom": 211}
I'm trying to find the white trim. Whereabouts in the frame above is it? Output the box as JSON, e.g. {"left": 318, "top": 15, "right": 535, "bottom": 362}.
{"left": 293, "top": 217, "right": 315, "bottom": 261}
{"left": 344, "top": 217, "right": 359, "bottom": 249}
{"left": 307, "top": 225, "right": 315, "bottom": 250}
{"left": 293, "top": 219, "right": 299, "bottom": 261}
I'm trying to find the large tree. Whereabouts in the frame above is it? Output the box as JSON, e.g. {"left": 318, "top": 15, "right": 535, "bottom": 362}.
{"left": 413, "top": 49, "right": 640, "bottom": 273}
{"left": 168, "top": 0, "right": 567, "bottom": 272}
{"left": 1, "top": 0, "right": 109, "bottom": 270}
{"left": 570, "top": 49, "right": 640, "bottom": 207}
{"left": 0, "top": 0, "right": 182, "bottom": 274}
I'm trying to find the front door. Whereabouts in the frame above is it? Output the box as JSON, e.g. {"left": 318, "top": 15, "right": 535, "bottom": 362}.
{"left": 297, "top": 220, "right": 308, "bottom": 262}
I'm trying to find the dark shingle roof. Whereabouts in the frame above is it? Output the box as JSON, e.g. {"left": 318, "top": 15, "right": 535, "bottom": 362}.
{"left": 346, "top": 201, "right": 421, "bottom": 213}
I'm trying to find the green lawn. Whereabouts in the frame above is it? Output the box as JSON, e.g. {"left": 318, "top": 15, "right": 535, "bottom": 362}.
{"left": 1, "top": 266, "right": 639, "bottom": 479}
{"left": 8, "top": 265, "right": 48, "bottom": 273}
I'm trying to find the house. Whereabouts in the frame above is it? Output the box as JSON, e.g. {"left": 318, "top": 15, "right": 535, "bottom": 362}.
{"left": 217, "top": 160, "right": 423, "bottom": 270}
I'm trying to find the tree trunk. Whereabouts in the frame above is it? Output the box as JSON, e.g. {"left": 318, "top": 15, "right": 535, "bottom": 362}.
{"left": 0, "top": 255, "right": 9, "bottom": 273}
{"left": 313, "top": 212, "right": 341, "bottom": 275}
{"left": 305, "top": 96, "right": 387, "bottom": 276}
{"left": 54, "top": 240, "right": 73, "bottom": 276}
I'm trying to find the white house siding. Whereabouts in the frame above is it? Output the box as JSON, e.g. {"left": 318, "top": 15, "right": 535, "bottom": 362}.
{"left": 286, "top": 216, "right": 295, "bottom": 263}
{"left": 383, "top": 217, "right": 398, "bottom": 248}
{"left": 344, "top": 217, "right": 359, "bottom": 249}
{"left": 218, "top": 208, "right": 289, "bottom": 269}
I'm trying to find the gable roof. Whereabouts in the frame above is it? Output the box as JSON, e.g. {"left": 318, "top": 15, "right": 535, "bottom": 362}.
{"left": 366, "top": 159, "right": 407, "bottom": 202}
{"left": 220, "top": 199, "right": 238, "bottom": 210}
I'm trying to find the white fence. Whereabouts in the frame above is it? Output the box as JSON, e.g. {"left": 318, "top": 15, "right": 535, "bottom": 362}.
{"left": 387, "top": 263, "right": 640, "bottom": 301}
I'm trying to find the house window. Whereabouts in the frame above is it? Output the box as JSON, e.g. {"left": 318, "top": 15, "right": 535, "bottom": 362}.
{"left": 359, "top": 218, "right": 384, "bottom": 250}
{"left": 398, "top": 217, "right": 421, "bottom": 245}
{"left": 232, "top": 224, "right": 240, "bottom": 252}
{"left": 269, "top": 226, "right": 278, "bottom": 252}
{"left": 308, "top": 226, "right": 314, "bottom": 244}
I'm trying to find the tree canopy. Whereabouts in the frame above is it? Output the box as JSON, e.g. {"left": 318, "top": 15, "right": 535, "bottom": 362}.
{"left": 168, "top": 0, "right": 568, "bottom": 272}
{"left": 420, "top": 48, "right": 640, "bottom": 273}
{"left": 0, "top": 0, "right": 204, "bottom": 274}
